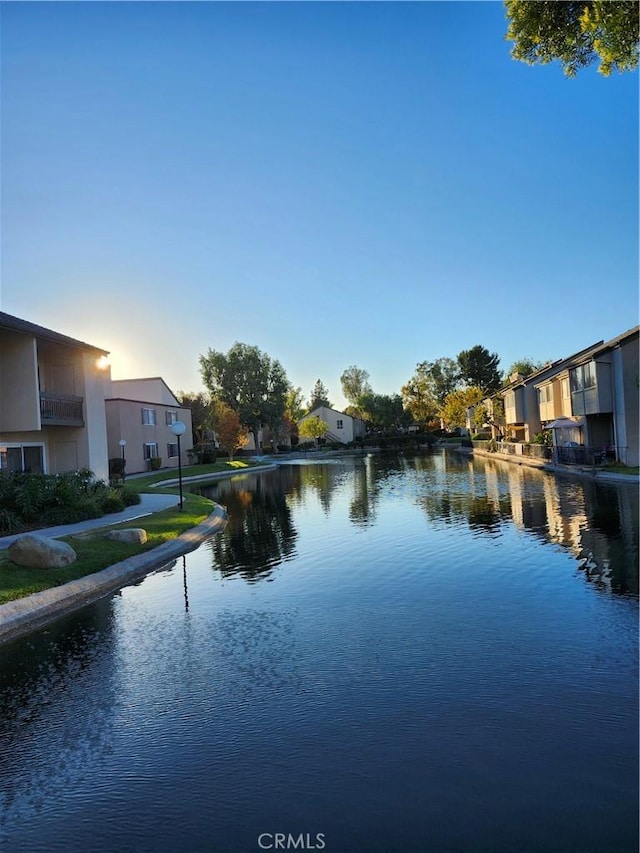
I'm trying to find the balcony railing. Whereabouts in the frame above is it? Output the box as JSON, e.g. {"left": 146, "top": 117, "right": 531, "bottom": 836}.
{"left": 40, "top": 392, "right": 84, "bottom": 426}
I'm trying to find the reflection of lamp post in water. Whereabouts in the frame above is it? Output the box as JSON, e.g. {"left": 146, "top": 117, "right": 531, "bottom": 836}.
{"left": 170, "top": 421, "right": 186, "bottom": 511}
{"left": 118, "top": 439, "right": 127, "bottom": 482}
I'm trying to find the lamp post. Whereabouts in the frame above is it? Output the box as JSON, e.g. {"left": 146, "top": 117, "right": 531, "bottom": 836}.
{"left": 170, "top": 421, "right": 186, "bottom": 511}
{"left": 118, "top": 439, "right": 127, "bottom": 483}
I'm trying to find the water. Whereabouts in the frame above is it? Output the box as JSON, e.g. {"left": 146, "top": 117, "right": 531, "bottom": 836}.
{"left": 0, "top": 451, "right": 637, "bottom": 853}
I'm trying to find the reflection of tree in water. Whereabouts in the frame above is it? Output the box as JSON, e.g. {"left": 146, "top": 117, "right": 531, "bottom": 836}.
{"left": 349, "top": 459, "right": 379, "bottom": 528}
{"left": 418, "top": 492, "right": 511, "bottom": 534}
{"left": 207, "top": 473, "right": 297, "bottom": 582}
{"left": 295, "top": 464, "right": 341, "bottom": 515}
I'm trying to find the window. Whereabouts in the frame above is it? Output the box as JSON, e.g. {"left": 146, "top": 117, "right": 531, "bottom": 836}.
{"left": 142, "top": 408, "right": 157, "bottom": 425}
{"left": 0, "top": 445, "right": 44, "bottom": 474}
{"left": 504, "top": 391, "right": 515, "bottom": 408}
{"left": 538, "top": 385, "right": 552, "bottom": 404}
{"left": 561, "top": 378, "right": 570, "bottom": 399}
{"left": 143, "top": 442, "right": 159, "bottom": 460}
{"left": 336, "top": 419, "right": 343, "bottom": 430}
{"left": 165, "top": 411, "right": 178, "bottom": 425}
{"left": 167, "top": 442, "right": 179, "bottom": 458}
{"left": 570, "top": 362, "right": 597, "bottom": 392}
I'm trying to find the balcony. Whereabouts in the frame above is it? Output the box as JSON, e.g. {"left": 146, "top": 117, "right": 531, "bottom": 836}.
{"left": 40, "top": 392, "right": 84, "bottom": 426}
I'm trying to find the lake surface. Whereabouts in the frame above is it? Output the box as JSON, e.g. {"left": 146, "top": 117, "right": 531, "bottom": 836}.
{"left": 0, "top": 451, "right": 637, "bottom": 853}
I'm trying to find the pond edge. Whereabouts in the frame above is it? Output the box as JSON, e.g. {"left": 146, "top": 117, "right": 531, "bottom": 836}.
{"left": 0, "top": 504, "right": 228, "bottom": 646}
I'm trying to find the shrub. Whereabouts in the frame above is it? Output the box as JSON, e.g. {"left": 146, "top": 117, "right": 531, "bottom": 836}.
{"left": 148, "top": 457, "right": 162, "bottom": 471}
{"left": 109, "top": 457, "right": 126, "bottom": 481}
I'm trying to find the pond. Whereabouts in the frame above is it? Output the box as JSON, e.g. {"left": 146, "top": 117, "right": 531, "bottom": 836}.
{"left": 0, "top": 451, "right": 637, "bottom": 853}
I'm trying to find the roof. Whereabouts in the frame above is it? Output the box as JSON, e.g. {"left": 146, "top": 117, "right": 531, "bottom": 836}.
{"left": 301, "top": 405, "right": 366, "bottom": 423}
{"left": 0, "top": 311, "right": 109, "bottom": 355}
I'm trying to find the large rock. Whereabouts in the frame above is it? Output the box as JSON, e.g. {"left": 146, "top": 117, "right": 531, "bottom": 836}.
{"left": 8, "top": 534, "right": 77, "bottom": 569}
{"left": 105, "top": 528, "right": 147, "bottom": 545}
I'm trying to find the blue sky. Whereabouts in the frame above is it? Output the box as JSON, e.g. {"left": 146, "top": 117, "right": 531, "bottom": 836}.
{"left": 1, "top": 1, "right": 637, "bottom": 410}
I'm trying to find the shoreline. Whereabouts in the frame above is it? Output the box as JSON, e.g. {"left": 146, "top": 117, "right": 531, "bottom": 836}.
{"left": 0, "top": 504, "right": 228, "bottom": 646}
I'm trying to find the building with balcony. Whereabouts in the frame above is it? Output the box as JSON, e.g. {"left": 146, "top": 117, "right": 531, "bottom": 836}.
{"left": 105, "top": 378, "right": 193, "bottom": 475}
{"left": 534, "top": 326, "right": 639, "bottom": 466}
{"left": 0, "top": 312, "right": 111, "bottom": 479}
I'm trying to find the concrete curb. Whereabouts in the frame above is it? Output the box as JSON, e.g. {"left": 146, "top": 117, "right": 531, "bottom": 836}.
{"left": 454, "top": 445, "right": 640, "bottom": 485}
{"left": 0, "top": 505, "right": 228, "bottom": 646}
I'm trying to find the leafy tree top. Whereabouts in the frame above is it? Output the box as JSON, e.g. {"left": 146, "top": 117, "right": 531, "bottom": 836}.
{"left": 340, "top": 366, "right": 372, "bottom": 407}
{"left": 199, "top": 342, "right": 288, "bottom": 436}
{"left": 457, "top": 345, "right": 502, "bottom": 395}
{"left": 308, "top": 379, "right": 332, "bottom": 411}
{"left": 505, "top": 0, "right": 639, "bottom": 77}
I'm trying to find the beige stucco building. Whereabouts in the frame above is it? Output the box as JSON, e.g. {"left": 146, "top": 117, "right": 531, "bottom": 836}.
{"left": 105, "top": 378, "right": 193, "bottom": 475}
{"left": 0, "top": 312, "right": 111, "bottom": 480}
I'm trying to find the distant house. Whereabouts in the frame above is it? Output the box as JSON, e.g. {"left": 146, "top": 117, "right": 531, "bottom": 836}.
{"left": 298, "top": 406, "right": 367, "bottom": 444}
{"left": 0, "top": 312, "right": 111, "bottom": 480}
{"left": 105, "top": 378, "right": 193, "bottom": 474}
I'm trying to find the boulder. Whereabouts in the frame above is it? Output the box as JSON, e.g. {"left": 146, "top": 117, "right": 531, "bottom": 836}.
{"left": 8, "top": 534, "right": 77, "bottom": 569}
{"left": 105, "top": 528, "right": 147, "bottom": 545}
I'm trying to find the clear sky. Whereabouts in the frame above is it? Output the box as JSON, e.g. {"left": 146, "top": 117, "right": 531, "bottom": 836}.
{"left": 1, "top": 1, "right": 637, "bottom": 410}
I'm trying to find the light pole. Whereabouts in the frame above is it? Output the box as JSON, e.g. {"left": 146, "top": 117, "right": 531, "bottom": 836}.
{"left": 118, "top": 439, "right": 127, "bottom": 483}
{"left": 170, "top": 421, "right": 186, "bottom": 511}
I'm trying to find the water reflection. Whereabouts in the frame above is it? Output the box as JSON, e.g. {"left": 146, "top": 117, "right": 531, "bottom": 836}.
{"left": 195, "top": 452, "right": 638, "bottom": 596}
{"left": 200, "top": 471, "right": 298, "bottom": 581}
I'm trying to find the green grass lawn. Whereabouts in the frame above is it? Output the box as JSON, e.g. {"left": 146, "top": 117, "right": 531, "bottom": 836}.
{"left": 0, "top": 492, "right": 217, "bottom": 605}
{"left": 0, "top": 460, "right": 272, "bottom": 604}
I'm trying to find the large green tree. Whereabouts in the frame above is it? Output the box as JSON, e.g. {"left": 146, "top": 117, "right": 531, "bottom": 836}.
{"left": 401, "top": 366, "right": 439, "bottom": 425}
{"left": 340, "top": 366, "right": 372, "bottom": 408}
{"left": 358, "top": 392, "right": 410, "bottom": 431}
{"left": 457, "top": 345, "right": 502, "bottom": 395}
{"left": 440, "top": 387, "right": 486, "bottom": 430}
{"left": 199, "top": 342, "right": 288, "bottom": 451}
{"left": 505, "top": 0, "right": 639, "bottom": 77}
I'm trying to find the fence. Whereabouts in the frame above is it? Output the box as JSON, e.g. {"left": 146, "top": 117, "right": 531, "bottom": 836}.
{"left": 472, "top": 440, "right": 625, "bottom": 467}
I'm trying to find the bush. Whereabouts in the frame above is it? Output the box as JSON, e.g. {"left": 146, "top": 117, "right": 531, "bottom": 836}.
{"left": 472, "top": 432, "right": 492, "bottom": 441}
{"left": 109, "top": 457, "right": 126, "bottom": 481}
{"left": 0, "top": 470, "right": 142, "bottom": 535}
{"left": 148, "top": 457, "right": 162, "bottom": 471}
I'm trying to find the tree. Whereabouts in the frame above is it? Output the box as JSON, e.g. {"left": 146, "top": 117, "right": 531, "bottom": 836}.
{"left": 299, "top": 415, "right": 329, "bottom": 445}
{"left": 401, "top": 366, "right": 439, "bottom": 425}
{"left": 440, "top": 387, "right": 485, "bottom": 430}
{"left": 457, "top": 345, "right": 502, "bottom": 395}
{"left": 505, "top": 1, "right": 639, "bottom": 77}
{"left": 177, "top": 390, "right": 213, "bottom": 450}
{"left": 211, "top": 399, "right": 249, "bottom": 461}
{"left": 358, "top": 392, "right": 410, "bottom": 431}
{"left": 285, "top": 386, "right": 306, "bottom": 422}
{"left": 199, "top": 342, "right": 289, "bottom": 452}
{"left": 340, "top": 366, "right": 372, "bottom": 408}
{"left": 504, "top": 358, "right": 545, "bottom": 381}
{"left": 308, "top": 379, "right": 332, "bottom": 411}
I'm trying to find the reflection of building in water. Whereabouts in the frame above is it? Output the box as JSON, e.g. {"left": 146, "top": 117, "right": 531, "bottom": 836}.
{"left": 501, "top": 463, "right": 638, "bottom": 596}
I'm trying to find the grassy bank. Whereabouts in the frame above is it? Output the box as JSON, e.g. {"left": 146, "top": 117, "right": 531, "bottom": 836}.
{"left": 0, "top": 491, "right": 217, "bottom": 605}
{"left": 126, "top": 458, "right": 261, "bottom": 491}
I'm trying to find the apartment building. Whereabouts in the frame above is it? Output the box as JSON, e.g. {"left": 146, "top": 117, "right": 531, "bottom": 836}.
{"left": 0, "top": 312, "right": 111, "bottom": 480}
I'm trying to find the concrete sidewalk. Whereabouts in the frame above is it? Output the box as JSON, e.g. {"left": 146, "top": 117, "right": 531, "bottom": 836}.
{"left": 0, "top": 492, "right": 180, "bottom": 550}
